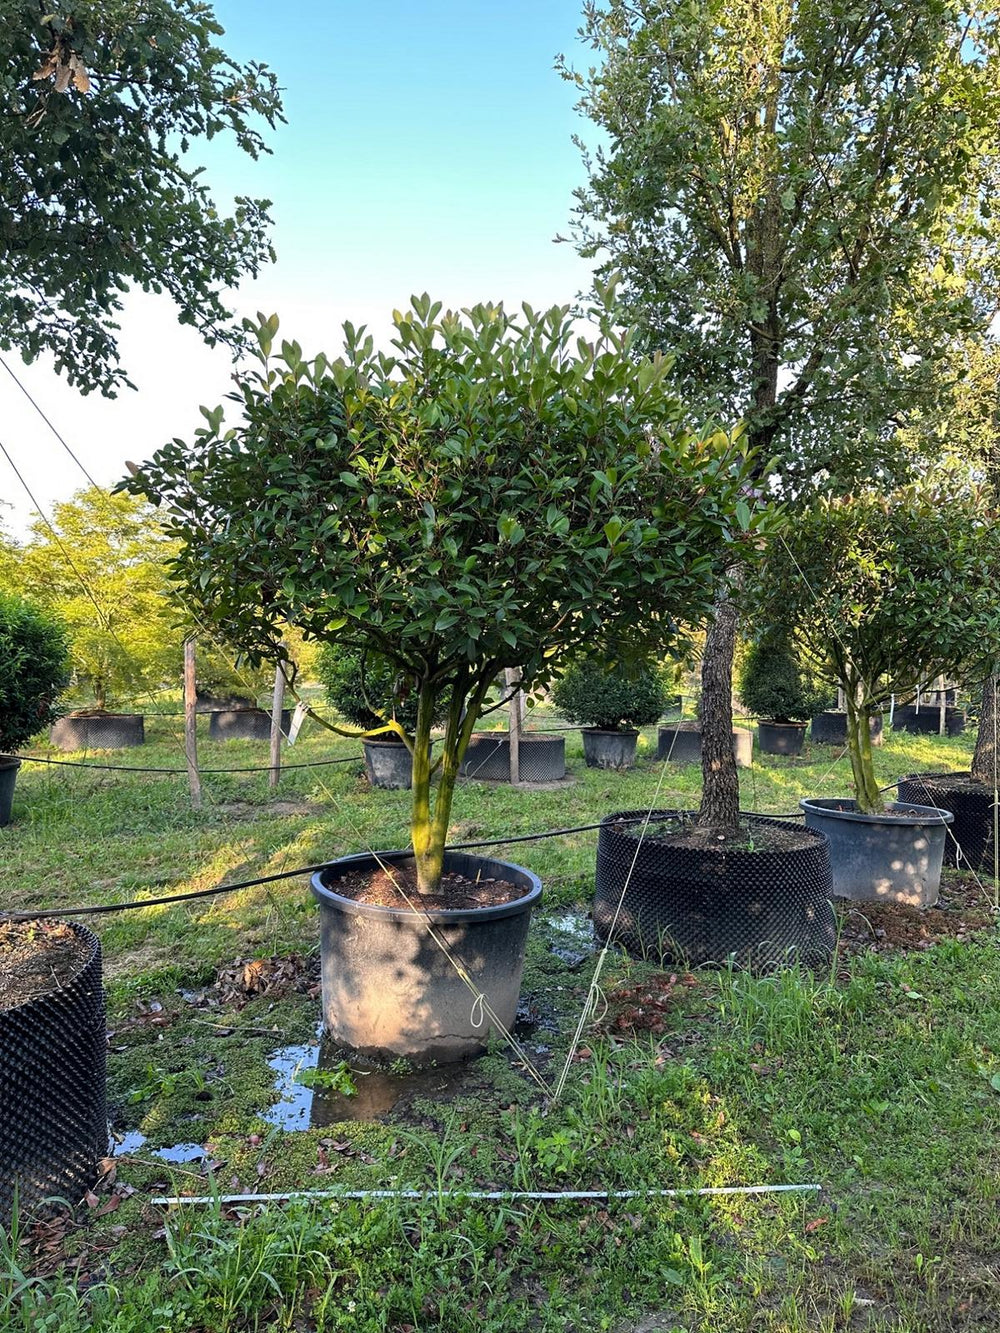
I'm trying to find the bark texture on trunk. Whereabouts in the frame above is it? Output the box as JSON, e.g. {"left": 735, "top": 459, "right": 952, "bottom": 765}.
{"left": 697, "top": 589, "right": 741, "bottom": 834}
{"left": 972, "top": 675, "right": 999, "bottom": 787}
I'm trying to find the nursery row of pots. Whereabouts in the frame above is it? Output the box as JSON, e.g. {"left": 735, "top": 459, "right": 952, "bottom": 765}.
{"left": 45, "top": 707, "right": 292, "bottom": 751}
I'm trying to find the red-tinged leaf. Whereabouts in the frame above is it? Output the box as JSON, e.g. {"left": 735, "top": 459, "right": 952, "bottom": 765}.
{"left": 805, "top": 1217, "right": 828, "bottom": 1232}
{"left": 94, "top": 1193, "right": 122, "bottom": 1218}
{"left": 84, "top": 1190, "right": 100, "bottom": 1209}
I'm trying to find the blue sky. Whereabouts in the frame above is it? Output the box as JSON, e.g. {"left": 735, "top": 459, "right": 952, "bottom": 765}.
{"left": 2, "top": 0, "right": 601, "bottom": 533}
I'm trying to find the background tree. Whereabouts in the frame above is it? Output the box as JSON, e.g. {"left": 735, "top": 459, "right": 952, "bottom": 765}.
{"left": 561, "top": 0, "right": 1000, "bottom": 828}
{"left": 19, "top": 487, "right": 182, "bottom": 708}
{"left": 0, "top": 591, "right": 70, "bottom": 751}
{"left": 1, "top": 0, "right": 282, "bottom": 393}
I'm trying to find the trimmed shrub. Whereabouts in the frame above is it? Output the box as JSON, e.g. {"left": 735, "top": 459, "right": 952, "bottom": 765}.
{"left": 553, "top": 659, "right": 667, "bottom": 730}
{"left": 739, "top": 637, "right": 827, "bottom": 723}
{"left": 317, "top": 647, "right": 427, "bottom": 734}
{"left": 0, "top": 593, "right": 71, "bottom": 751}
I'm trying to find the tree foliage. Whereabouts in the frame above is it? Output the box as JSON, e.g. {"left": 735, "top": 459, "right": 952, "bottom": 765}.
{"left": 738, "top": 635, "right": 827, "bottom": 722}
{"left": 1, "top": 0, "right": 283, "bottom": 393}
{"left": 0, "top": 591, "right": 70, "bottom": 750}
{"left": 124, "top": 289, "right": 767, "bottom": 892}
{"left": 18, "top": 487, "right": 183, "bottom": 708}
{"left": 316, "top": 645, "right": 435, "bottom": 736}
{"left": 747, "top": 475, "right": 1000, "bottom": 810}
{"left": 553, "top": 657, "right": 667, "bottom": 730}
{"left": 562, "top": 0, "right": 1000, "bottom": 483}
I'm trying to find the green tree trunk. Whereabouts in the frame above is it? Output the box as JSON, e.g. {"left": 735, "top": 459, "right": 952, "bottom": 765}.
{"left": 845, "top": 690, "right": 883, "bottom": 813}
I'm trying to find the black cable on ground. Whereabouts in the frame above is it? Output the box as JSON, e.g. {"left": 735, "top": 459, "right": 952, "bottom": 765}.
{"left": 1, "top": 752, "right": 365, "bottom": 776}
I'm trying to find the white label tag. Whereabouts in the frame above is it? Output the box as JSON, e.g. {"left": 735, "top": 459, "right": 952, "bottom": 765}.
{"left": 287, "top": 701, "right": 308, "bottom": 745}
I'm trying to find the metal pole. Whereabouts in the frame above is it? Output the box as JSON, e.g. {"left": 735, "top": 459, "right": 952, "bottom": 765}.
{"left": 183, "top": 637, "right": 202, "bottom": 810}
{"left": 268, "top": 662, "right": 286, "bottom": 790}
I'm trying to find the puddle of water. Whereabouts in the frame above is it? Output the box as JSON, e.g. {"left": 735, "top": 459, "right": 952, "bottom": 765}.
{"left": 112, "top": 1130, "right": 207, "bottom": 1163}
{"left": 264, "top": 1037, "right": 472, "bottom": 1130}
{"left": 546, "top": 911, "right": 594, "bottom": 946}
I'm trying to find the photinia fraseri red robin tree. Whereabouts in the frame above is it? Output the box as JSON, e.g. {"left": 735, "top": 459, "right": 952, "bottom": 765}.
{"left": 123, "top": 284, "right": 768, "bottom": 894}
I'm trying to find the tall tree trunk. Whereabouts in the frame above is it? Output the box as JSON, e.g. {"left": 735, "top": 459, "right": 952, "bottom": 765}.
{"left": 697, "top": 587, "right": 741, "bottom": 833}
{"left": 972, "top": 675, "right": 999, "bottom": 787}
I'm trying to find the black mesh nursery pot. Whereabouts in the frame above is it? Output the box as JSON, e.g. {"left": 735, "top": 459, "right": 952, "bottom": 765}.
{"left": 0, "top": 921, "right": 107, "bottom": 1224}
{"left": 208, "top": 708, "right": 291, "bottom": 741}
{"left": 459, "top": 733, "right": 566, "bottom": 783}
{"left": 50, "top": 713, "right": 145, "bottom": 750}
{"left": 810, "top": 711, "right": 884, "bottom": 747}
{"left": 0, "top": 758, "right": 20, "bottom": 827}
{"left": 892, "top": 705, "right": 966, "bottom": 737}
{"left": 897, "top": 772, "right": 996, "bottom": 873}
{"left": 311, "top": 851, "right": 542, "bottom": 1064}
{"left": 362, "top": 739, "right": 413, "bottom": 790}
{"left": 593, "top": 810, "right": 835, "bottom": 970}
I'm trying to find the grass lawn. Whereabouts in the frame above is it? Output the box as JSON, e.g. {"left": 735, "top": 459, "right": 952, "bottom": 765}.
{"left": 2, "top": 708, "right": 999, "bottom": 1332}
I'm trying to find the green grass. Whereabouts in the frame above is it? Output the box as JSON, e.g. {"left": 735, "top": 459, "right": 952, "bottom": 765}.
{"left": 2, "top": 713, "right": 999, "bottom": 1331}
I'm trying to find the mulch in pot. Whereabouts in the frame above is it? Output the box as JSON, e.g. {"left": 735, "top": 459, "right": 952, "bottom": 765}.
{"left": 616, "top": 814, "right": 814, "bottom": 855}
{"left": 332, "top": 865, "right": 525, "bottom": 911}
{"left": 0, "top": 919, "right": 93, "bottom": 1009}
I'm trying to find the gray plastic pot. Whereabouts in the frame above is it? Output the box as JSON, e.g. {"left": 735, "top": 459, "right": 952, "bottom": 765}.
{"left": 582, "top": 728, "right": 638, "bottom": 771}
{"left": 656, "top": 724, "right": 752, "bottom": 768}
{"left": 0, "top": 758, "right": 20, "bottom": 827}
{"left": 311, "top": 850, "right": 542, "bottom": 1063}
{"left": 800, "top": 797, "right": 953, "bottom": 907}
{"left": 810, "top": 711, "right": 884, "bottom": 747}
{"left": 460, "top": 733, "right": 566, "bottom": 783}
{"left": 362, "top": 739, "right": 412, "bottom": 790}
{"left": 756, "top": 721, "right": 806, "bottom": 757}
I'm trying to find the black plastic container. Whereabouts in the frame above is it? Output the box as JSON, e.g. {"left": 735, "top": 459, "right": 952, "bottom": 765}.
{"left": 593, "top": 809, "right": 835, "bottom": 969}
{"left": 0, "top": 921, "right": 107, "bottom": 1223}
{"left": 362, "top": 739, "right": 412, "bottom": 789}
{"left": 50, "top": 713, "right": 145, "bottom": 750}
{"left": 208, "top": 708, "right": 291, "bottom": 741}
{"left": 0, "top": 757, "right": 20, "bottom": 827}
{"left": 892, "top": 705, "right": 966, "bottom": 737}
{"left": 656, "top": 724, "right": 753, "bottom": 768}
{"left": 757, "top": 721, "right": 806, "bottom": 756}
{"left": 460, "top": 733, "right": 566, "bottom": 782}
{"left": 810, "top": 711, "right": 883, "bottom": 747}
{"left": 581, "top": 729, "right": 639, "bottom": 771}
{"left": 897, "top": 772, "right": 996, "bottom": 872}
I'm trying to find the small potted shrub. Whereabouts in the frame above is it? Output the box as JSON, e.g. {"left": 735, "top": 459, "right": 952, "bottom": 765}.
{"left": 553, "top": 657, "right": 667, "bottom": 770}
{"left": 751, "top": 477, "right": 1000, "bottom": 905}
{"left": 125, "top": 289, "right": 756, "bottom": 1062}
{"left": 0, "top": 593, "right": 70, "bottom": 824}
{"left": 317, "top": 645, "right": 432, "bottom": 789}
{"left": 738, "top": 635, "right": 825, "bottom": 756}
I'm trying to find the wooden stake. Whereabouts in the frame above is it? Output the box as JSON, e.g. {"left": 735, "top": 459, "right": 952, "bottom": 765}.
{"left": 269, "top": 661, "right": 286, "bottom": 790}
{"left": 506, "top": 667, "right": 523, "bottom": 785}
{"left": 183, "top": 637, "right": 202, "bottom": 810}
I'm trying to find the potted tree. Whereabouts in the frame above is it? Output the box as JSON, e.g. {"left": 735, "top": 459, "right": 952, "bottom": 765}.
{"left": 553, "top": 657, "right": 667, "bottom": 770}
{"left": 317, "top": 645, "right": 431, "bottom": 789}
{"left": 0, "top": 593, "right": 70, "bottom": 825}
{"left": 738, "top": 635, "right": 827, "bottom": 756}
{"left": 750, "top": 477, "right": 1000, "bottom": 905}
{"left": 124, "top": 288, "right": 757, "bottom": 1061}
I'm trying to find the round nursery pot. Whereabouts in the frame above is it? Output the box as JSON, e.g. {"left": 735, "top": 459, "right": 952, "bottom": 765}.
{"left": 656, "top": 723, "right": 753, "bottom": 769}
{"left": 892, "top": 704, "right": 966, "bottom": 737}
{"left": 897, "top": 772, "right": 996, "bottom": 873}
{"left": 809, "top": 711, "right": 884, "bottom": 747}
{"left": 310, "top": 851, "right": 542, "bottom": 1063}
{"left": 593, "top": 809, "right": 835, "bottom": 969}
{"left": 582, "top": 728, "right": 638, "bottom": 771}
{"left": 0, "top": 757, "right": 21, "bottom": 827}
{"left": 757, "top": 721, "right": 806, "bottom": 757}
{"left": 460, "top": 733, "right": 566, "bottom": 783}
{"left": 800, "top": 797, "right": 953, "bottom": 907}
{"left": 50, "top": 712, "right": 145, "bottom": 751}
{"left": 362, "top": 738, "right": 412, "bottom": 790}
{"left": 0, "top": 920, "right": 107, "bottom": 1224}
{"left": 208, "top": 708, "right": 291, "bottom": 742}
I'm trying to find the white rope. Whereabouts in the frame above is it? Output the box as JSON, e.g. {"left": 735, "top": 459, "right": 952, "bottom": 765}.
{"left": 152, "top": 1182, "right": 822, "bottom": 1207}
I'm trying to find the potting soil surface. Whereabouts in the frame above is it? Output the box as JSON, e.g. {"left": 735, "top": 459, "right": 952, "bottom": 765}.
{"left": 613, "top": 816, "right": 813, "bottom": 854}
{"left": 331, "top": 866, "right": 526, "bottom": 910}
{"left": 0, "top": 919, "right": 91, "bottom": 1009}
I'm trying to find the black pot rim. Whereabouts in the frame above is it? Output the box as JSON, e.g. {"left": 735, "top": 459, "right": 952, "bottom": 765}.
{"left": 800, "top": 797, "right": 954, "bottom": 827}
{"left": 468, "top": 732, "right": 562, "bottom": 744}
{"left": 362, "top": 736, "right": 407, "bottom": 747}
{"left": 599, "top": 807, "right": 829, "bottom": 855}
{"left": 311, "top": 849, "right": 542, "bottom": 925}
{"left": 65, "top": 711, "right": 143, "bottom": 720}
{"left": 0, "top": 757, "right": 21, "bottom": 772}
{"left": 0, "top": 918, "right": 99, "bottom": 1019}
{"left": 582, "top": 726, "right": 639, "bottom": 736}
{"left": 758, "top": 720, "right": 807, "bottom": 730}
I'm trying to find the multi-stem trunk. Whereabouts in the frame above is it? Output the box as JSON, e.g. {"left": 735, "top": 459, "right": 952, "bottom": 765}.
{"left": 971, "top": 674, "right": 999, "bottom": 787}
{"left": 409, "top": 667, "right": 491, "bottom": 896}
{"left": 697, "top": 586, "right": 741, "bottom": 834}
{"left": 844, "top": 687, "right": 883, "bottom": 813}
